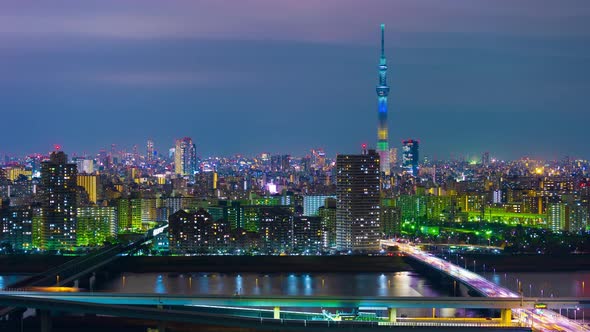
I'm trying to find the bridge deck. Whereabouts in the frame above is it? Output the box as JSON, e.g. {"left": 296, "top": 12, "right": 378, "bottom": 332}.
{"left": 2, "top": 292, "right": 590, "bottom": 310}
{"left": 384, "top": 240, "right": 589, "bottom": 332}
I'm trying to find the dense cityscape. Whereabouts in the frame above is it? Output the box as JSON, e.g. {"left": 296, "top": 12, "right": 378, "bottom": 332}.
{"left": 1, "top": 135, "right": 588, "bottom": 256}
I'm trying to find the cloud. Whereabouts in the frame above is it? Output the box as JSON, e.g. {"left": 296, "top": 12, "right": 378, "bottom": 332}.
{"left": 90, "top": 71, "right": 226, "bottom": 86}
{"left": 1, "top": 0, "right": 589, "bottom": 45}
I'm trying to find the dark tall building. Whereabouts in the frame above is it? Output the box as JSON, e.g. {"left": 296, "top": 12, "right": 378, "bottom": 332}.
{"left": 402, "top": 140, "right": 419, "bottom": 176}
{"left": 336, "top": 148, "right": 381, "bottom": 252}
{"left": 40, "top": 151, "right": 78, "bottom": 250}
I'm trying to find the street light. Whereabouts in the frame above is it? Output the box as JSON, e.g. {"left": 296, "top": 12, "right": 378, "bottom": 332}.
{"left": 473, "top": 260, "right": 476, "bottom": 272}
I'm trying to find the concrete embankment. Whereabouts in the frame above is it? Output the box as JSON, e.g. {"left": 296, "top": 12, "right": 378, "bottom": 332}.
{"left": 1, "top": 253, "right": 589, "bottom": 274}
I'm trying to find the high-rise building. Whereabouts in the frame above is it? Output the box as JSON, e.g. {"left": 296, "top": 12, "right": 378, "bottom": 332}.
{"left": 389, "top": 148, "right": 398, "bottom": 167}
{"left": 547, "top": 202, "right": 567, "bottom": 232}
{"left": 402, "top": 139, "right": 419, "bottom": 176}
{"left": 303, "top": 195, "right": 336, "bottom": 217}
{"left": 147, "top": 139, "right": 155, "bottom": 162}
{"left": 319, "top": 198, "right": 337, "bottom": 248}
{"left": 376, "top": 24, "right": 391, "bottom": 176}
{"left": 336, "top": 148, "right": 381, "bottom": 252}
{"left": 4, "top": 166, "right": 32, "bottom": 182}
{"left": 174, "top": 137, "right": 197, "bottom": 177}
{"left": 168, "top": 208, "right": 228, "bottom": 254}
{"left": 568, "top": 202, "right": 588, "bottom": 233}
{"left": 77, "top": 206, "right": 117, "bottom": 246}
{"left": 380, "top": 199, "right": 401, "bottom": 236}
{"left": 259, "top": 207, "right": 293, "bottom": 254}
{"left": 293, "top": 216, "right": 322, "bottom": 253}
{"left": 0, "top": 168, "right": 6, "bottom": 183}
{"left": 40, "top": 151, "right": 77, "bottom": 250}
{"left": 75, "top": 158, "right": 94, "bottom": 174}
{"left": 482, "top": 152, "right": 490, "bottom": 166}
{"left": 311, "top": 149, "right": 326, "bottom": 170}
{"left": 77, "top": 174, "right": 98, "bottom": 204}
{"left": 0, "top": 207, "right": 32, "bottom": 250}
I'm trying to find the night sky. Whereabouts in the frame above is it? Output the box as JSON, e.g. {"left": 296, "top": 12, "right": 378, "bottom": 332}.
{"left": 1, "top": 1, "right": 589, "bottom": 160}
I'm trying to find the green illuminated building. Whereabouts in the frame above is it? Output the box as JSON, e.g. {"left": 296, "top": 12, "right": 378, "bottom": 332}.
{"left": 77, "top": 206, "right": 116, "bottom": 246}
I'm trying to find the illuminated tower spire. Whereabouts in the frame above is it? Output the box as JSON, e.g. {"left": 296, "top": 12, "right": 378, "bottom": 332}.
{"left": 376, "top": 24, "right": 390, "bottom": 175}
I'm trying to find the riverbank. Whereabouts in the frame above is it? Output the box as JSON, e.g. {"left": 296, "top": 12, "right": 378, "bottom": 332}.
{"left": 1, "top": 253, "right": 589, "bottom": 274}
{"left": 106, "top": 255, "right": 410, "bottom": 273}
{"left": 458, "top": 253, "right": 590, "bottom": 272}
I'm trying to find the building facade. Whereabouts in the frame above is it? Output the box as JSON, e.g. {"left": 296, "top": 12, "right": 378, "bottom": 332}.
{"left": 174, "top": 137, "right": 197, "bottom": 177}
{"left": 336, "top": 149, "right": 381, "bottom": 252}
{"left": 40, "top": 151, "right": 78, "bottom": 250}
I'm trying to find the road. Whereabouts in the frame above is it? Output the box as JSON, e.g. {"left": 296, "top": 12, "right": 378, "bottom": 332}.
{"left": 385, "top": 241, "right": 589, "bottom": 332}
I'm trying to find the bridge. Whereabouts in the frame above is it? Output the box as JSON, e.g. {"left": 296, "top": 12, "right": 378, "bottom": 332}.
{"left": 382, "top": 240, "right": 590, "bottom": 332}
{"left": 3, "top": 292, "right": 590, "bottom": 310}
{"left": 417, "top": 243, "right": 504, "bottom": 252}
{"left": 0, "top": 292, "right": 533, "bottom": 331}
{"left": 0, "top": 225, "right": 166, "bottom": 322}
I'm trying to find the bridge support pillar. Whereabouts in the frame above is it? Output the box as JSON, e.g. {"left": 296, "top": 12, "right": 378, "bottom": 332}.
{"left": 157, "top": 321, "right": 166, "bottom": 332}
{"left": 274, "top": 306, "right": 280, "bottom": 319}
{"left": 39, "top": 309, "right": 51, "bottom": 332}
{"left": 388, "top": 308, "right": 397, "bottom": 323}
{"left": 500, "top": 308, "right": 512, "bottom": 325}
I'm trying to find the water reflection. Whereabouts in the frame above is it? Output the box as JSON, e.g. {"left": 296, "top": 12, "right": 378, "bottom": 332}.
{"left": 0, "top": 275, "right": 26, "bottom": 289}
{"left": 304, "top": 274, "right": 312, "bottom": 296}
{"left": 235, "top": 274, "right": 242, "bottom": 295}
{"left": 100, "top": 272, "right": 459, "bottom": 318}
{"left": 154, "top": 274, "right": 166, "bottom": 294}
{"left": 100, "top": 271, "right": 446, "bottom": 298}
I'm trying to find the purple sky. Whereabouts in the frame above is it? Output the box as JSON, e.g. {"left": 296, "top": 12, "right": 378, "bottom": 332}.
{"left": 1, "top": 0, "right": 589, "bottom": 160}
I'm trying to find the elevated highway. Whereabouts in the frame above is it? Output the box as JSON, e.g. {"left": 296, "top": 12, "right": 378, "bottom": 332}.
{"left": 383, "top": 240, "right": 589, "bottom": 332}
{"left": 2, "top": 292, "right": 589, "bottom": 310}
{"left": 0, "top": 293, "right": 530, "bottom": 331}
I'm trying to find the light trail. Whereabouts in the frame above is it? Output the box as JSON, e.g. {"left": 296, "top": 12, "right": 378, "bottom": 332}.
{"left": 386, "top": 240, "right": 589, "bottom": 332}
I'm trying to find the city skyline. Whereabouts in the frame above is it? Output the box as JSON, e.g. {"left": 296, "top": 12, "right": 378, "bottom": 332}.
{"left": 1, "top": 1, "right": 590, "bottom": 160}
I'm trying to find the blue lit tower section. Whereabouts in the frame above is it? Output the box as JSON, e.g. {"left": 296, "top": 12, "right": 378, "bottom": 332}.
{"left": 376, "top": 24, "right": 390, "bottom": 176}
